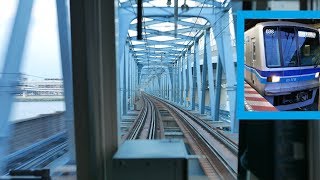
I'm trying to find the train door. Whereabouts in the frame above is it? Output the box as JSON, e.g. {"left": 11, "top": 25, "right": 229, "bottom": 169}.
{"left": 251, "top": 38, "right": 256, "bottom": 84}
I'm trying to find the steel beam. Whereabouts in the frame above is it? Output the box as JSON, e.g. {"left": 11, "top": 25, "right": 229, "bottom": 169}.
{"left": 214, "top": 57, "right": 222, "bottom": 121}
{"left": 180, "top": 58, "right": 184, "bottom": 106}
{"left": 0, "top": 0, "right": 33, "bottom": 173}
{"left": 183, "top": 55, "right": 187, "bottom": 107}
{"left": 194, "top": 40, "right": 202, "bottom": 113}
{"left": 56, "top": 0, "right": 76, "bottom": 163}
{"left": 122, "top": 44, "right": 128, "bottom": 115}
{"left": 187, "top": 48, "right": 195, "bottom": 110}
{"left": 205, "top": 29, "right": 216, "bottom": 120}
{"left": 128, "top": 54, "right": 132, "bottom": 110}
{"left": 200, "top": 32, "right": 207, "bottom": 115}
{"left": 168, "top": 67, "right": 173, "bottom": 101}
{"left": 210, "top": 10, "right": 237, "bottom": 132}
{"left": 178, "top": 60, "right": 182, "bottom": 104}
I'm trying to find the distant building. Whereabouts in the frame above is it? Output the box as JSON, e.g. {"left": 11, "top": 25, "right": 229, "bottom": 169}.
{"left": 17, "top": 78, "right": 64, "bottom": 96}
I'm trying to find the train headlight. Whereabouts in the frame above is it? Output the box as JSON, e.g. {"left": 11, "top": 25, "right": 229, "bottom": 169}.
{"left": 315, "top": 72, "right": 319, "bottom": 78}
{"left": 267, "top": 75, "right": 280, "bottom": 83}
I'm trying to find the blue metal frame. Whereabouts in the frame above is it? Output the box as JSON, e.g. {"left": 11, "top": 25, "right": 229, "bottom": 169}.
{"left": 187, "top": 48, "right": 194, "bottom": 110}
{"left": 117, "top": 5, "right": 237, "bottom": 131}
{"left": 0, "top": 0, "right": 34, "bottom": 173}
{"left": 205, "top": 29, "right": 216, "bottom": 120}
{"left": 56, "top": 0, "right": 76, "bottom": 163}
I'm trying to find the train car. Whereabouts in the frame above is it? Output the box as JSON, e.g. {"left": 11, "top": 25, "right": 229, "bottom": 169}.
{"left": 244, "top": 21, "right": 320, "bottom": 110}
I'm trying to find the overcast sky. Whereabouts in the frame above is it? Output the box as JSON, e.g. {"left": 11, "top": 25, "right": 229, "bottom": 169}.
{"left": 0, "top": 0, "right": 63, "bottom": 79}
{"left": 0, "top": 0, "right": 235, "bottom": 80}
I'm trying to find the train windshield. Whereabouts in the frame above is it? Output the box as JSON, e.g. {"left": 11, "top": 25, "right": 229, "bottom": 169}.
{"left": 264, "top": 26, "right": 320, "bottom": 67}
{"left": 279, "top": 27, "right": 298, "bottom": 67}
{"left": 297, "top": 28, "right": 320, "bottom": 66}
{"left": 264, "top": 27, "right": 281, "bottom": 67}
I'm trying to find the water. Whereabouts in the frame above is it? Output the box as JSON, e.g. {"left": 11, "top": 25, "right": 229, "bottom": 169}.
{"left": 10, "top": 101, "right": 65, "bottom": 122}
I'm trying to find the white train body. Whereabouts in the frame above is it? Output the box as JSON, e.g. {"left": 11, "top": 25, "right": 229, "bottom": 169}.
{"left": 244, "top": 21, "right": 320, "bottom": 110}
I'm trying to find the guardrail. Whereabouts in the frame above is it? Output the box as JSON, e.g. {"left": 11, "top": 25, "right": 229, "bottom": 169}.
{"left": 8, "top": 112, "right": 66, "bottom": 154}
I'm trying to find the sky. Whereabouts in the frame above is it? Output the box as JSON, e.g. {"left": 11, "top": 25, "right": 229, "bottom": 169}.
{"left": 0, "top": 0, "right": 63, "bottom": 79}
{"left": 0, "top": 0, "right": 234, "bottom": 80}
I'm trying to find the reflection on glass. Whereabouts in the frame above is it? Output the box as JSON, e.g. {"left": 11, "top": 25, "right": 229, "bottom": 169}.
{"left": 279, "top": 27, "right": 298, "bottom": 67}
{"left": 264, "top": 27, "right": 281, "bottom": 67}
{"left": 297, "top": 28, "right": 320, "bottom": 66}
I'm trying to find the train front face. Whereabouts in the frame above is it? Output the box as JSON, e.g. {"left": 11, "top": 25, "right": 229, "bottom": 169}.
{"left": 260, "top": 24, "right": 320, "bottom": 110}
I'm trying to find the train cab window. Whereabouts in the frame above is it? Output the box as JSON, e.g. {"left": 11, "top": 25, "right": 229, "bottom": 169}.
{"left": 279, "top": 27, "right": 298, "bottom": 67}
{"left": 264, "top": 27, "right": 281, "bottom": 67}
{"left": 297, "top": 28, "right": 320, "bottom": 66}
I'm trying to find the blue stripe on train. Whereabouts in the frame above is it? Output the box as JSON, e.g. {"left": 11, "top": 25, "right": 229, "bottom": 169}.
{"left": 245, "top": 65, "right": 318, "bottom": 84}
{"left": 245, "top": 64, "right": 320, "bottom": 77}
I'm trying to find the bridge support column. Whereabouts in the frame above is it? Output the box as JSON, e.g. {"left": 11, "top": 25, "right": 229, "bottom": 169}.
{"left": 56, "top": 0, "right": 76, "bottom": 163}
{"left": 168, "top": 67, "right": 173, "bottom": 101}
{"left": 0, "top": 0, "right": 33, "bottom": 173}
{"left": 122, "top": 43, "right": 129, "bottom": 115}
{"left": 128, "top": 54, "right": 133, "bottom": 110}
{"left": 204, "top": 29, "right": 216, "bottom": 120}
{"left": 211, "top": 11, "right": 238, "bottom": 132}
{"left": 175, "top": 63, "right": 179, "bottom": 103}
{"left": 178, "top": 60, "right": 181, "bottom": 105}
{"left": 187, "top": 48, "right": 194, "bottom": 110}
{"left": 200, "top": 33, "right": 207, "bottom": 115}
{"left": 133, "top": 62, "right": 138, "bottom": 109}
{"left": 214, "top": 57, "right": 222, "bottom": 121}
{"left": 183, "top": 55, "right": 188, "bottom": 107}
{"left": 194, "top": 40, "right": 202, "bottom": 113}
{"left": 180, "top": 58, "right": 184, "bottom": 106}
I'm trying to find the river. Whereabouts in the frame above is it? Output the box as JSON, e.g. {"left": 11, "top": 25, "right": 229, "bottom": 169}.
{"left": 10, "top": 101, "right": 65, "bottom": 121}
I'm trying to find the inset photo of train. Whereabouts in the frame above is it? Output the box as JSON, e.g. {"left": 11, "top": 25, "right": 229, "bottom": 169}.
{"left": 244, "top": 19, "right": 320, "bottom": 111}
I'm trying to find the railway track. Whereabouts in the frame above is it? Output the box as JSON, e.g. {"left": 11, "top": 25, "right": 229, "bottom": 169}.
{"left": 4, "top": 131, "right": 68, "bottom": 175}
{"left": 123, "top": 95, "right": 158, "bottom": 140}
{"left": 146, "top": 94, "right": 238, "bottom": 180}
{"left": 123, "top": 93, "right": 238, "bottom": 179}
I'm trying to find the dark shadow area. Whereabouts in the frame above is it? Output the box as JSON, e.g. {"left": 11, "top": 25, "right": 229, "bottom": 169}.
{"left": 238, "top": 120, "right": 308, "bottom": 180}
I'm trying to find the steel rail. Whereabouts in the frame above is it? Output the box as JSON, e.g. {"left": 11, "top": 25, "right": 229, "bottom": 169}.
{"left": 148, "top": 94, "right": 238, "bottom": 179}
{"left": 5, "top": 132, "right": 68, "bottom": 175}
{"left": 125, "top": 94, "right": 158, "bottom": 140}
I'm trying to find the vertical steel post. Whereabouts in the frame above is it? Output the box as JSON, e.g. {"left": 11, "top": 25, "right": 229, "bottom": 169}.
{"left": 185, "top": 52, "right": 189, "bottom": 108}
{"left": 128, "top": 54, "right": 132, "bottom": 110}
{"left": 180, "top": 58, "right": 184, "bottom": 106}
{"left": 168, "top": 67, "right": 173, "bottom": 101}
{"left": 194, "top": 40, "right": 202, "bottom": 113}
{"left": 205, "top": 29, "right": 216, "bottom": 120}
{"left": 56, "top": 0, "right": 76, "bottom": 163}
{"left": 177, "top": 59, "right": 182, "bottom": 104}
{"left": 211, "top": 11, "right": 237, "bottom": 132}
{"left": 126, "top": 45, "right": 129, "bottom": 113}
{"left": 122, "top": 44, "right": 128, "bottom": 115}
{"left": 175, "top": 63, "right": 179, "bottom": 103}
{"left": 187, "top": 48, "right": 193, "bottom": 109}
{"left": 214, "top": 57, "right": 222, "bottom": 121}
{"left": 200, "top": 35, "right": 208, "bottom": 115}
{"left": 183, "top": 55, "right": 187, "bottom": 107}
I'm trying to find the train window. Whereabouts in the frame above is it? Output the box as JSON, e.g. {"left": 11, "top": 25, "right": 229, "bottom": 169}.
{"left": 279, "top": 27, "right": 298, "bottom": 67}
{"left": 264, "top": 27, "right": 281, "bottom": 67}
{"left": 297, "top": 28, "right": 320, "bottom": 66}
